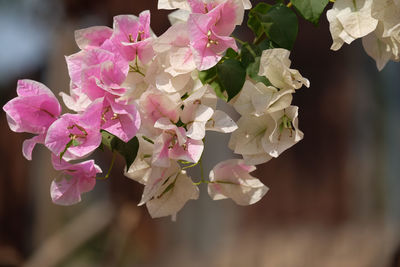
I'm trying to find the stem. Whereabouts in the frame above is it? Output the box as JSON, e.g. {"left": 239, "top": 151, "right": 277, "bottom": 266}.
{"left": 97, "top": 152, "right": 116, "bottom": 180}
{"left": 200, "top": 158, "right": 205, "bottom": 183}
{"left": 232, "top": 35, "right": 246, "bottom": 46}
{"left": 182, "top": 161, "right": 200, "bottom": 170}
{"left": 244, "top": 43, "right": 257, "bottom": 58}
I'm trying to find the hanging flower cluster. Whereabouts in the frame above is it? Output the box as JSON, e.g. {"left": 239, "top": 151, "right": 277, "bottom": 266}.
{"left": 327, "top": 0, "right": 400, "bottom": 70}
{"left": 3, "top": 0, "right": 399, "bottom": 220}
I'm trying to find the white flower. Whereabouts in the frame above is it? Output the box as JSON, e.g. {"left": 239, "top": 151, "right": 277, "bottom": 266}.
{"left": 208, "top": 159, "right": 268, "bottom": 205}
{"left": 326, "top": 0, "right": 378, "bottom": 50}
{"left": 233, "top": 80, "right": 293, "bottom": 116}
{"left": 362, "top": 23, "right": 400, "bottom": 70}
{"left": 139, "top": 161, "right": 181, "bottom": 206}
{"left": 228, "top": 114, "right": 274, "bottom": 165}
{"left": 262, "top": 106, "right": 304, "bottom": 158}
{"left": 146, "top": 170, "right": 199, "bottom": 220}
{"left": 124, "top": 135, "right": 154, "bottom": 185}
{"left": 259, "top": 48, "right": 310, "bottom": 90}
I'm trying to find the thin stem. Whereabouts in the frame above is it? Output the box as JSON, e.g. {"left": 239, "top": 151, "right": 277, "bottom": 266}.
{"left": 182, "top": 161, "right": 200, "bottom": 170}
{"left": 200, "top": 158, "right": 205, "bottom": 183}
{"left": 97, "top": 152, "right": 116, "bottom": 180}
{"left": 232, "top": 35, "right": 246, "bottom": 46}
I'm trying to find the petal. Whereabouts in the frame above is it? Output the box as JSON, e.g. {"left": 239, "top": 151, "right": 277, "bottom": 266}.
{"left": 146, "top": 171, "right": 199, "bottom": 219}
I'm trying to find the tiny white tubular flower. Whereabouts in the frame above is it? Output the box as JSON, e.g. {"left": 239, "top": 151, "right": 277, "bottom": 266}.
{"left": 233, "top": 80, "right": 294, "bottom": 117}
{"left": 262, "top": 105, "right": 304, "bottom": 158}
{"left": 124, "top": 135, "right": 154, "bottom": 185}
{"left": 327, "top": 0, "right": 378, "bottom": 50}
{"left": 208, "top": 159, "right": 268, "bottom": 205}
{"left": 146, "top": 170, "right": 199, "bottom": 220}
{"left": 228, "top": 114, "right": 274, "bottom": 165}
{"left": 259, "top": 49, "right": 310, "bottom": 91}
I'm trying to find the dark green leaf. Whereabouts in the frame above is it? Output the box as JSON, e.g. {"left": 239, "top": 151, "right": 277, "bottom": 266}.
{"left": 291, "top": 0, "right": 330, "bottom": 25}
{"left": 225, "top": 48, "right": 239, "bottom": 59}
{"left": 101, "top": 130, "right": 139, "bottom": 170}
{"left": 199, "top": 67, "right": 227, "bottom": 101}
{"left": 248, "top": 3, "right": 272, "bottom": 38}
{"left": 248, "top": 3, "right": 298, "bottom": 50}
{"left": 216, "top": 59, "right": 246, "bottom": 101}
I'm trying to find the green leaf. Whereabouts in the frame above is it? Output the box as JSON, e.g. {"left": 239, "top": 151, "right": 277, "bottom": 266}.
{"left": 246, "top": 57, "right": 271, "bottom": 87}
{"left": 248, "top": 3, "right": 272, "bottom": 38}
{"left": 101, "top": 130, "right": 139, "bottom": 170}
{"left": 225, "top": 48, "right": 239, "bottom": 59}
{"left": 291, "top": 0, "right": 330, "bottom": 25}
{"left": 248, "top": 3, "right": 298, "bottom": 50}
{"left": 216, "top": 58, "right": 246, "bottom": 101}
{"left": 199, "top": 67, "right": 228, "bottom": 101}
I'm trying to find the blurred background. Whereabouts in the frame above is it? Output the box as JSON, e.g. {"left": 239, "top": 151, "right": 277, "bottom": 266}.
{"left": 1, "top": 0, "right": 400, "bottom": 266}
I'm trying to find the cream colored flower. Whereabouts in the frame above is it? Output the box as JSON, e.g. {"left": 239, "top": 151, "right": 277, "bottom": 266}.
{"left": 259, "top": 49, "right": 310, "bottom": 90}
{"left": 208, "top": 159, "right": 268, "bottom": 205}
{"left": 233, "top": 80, "right": 293, "bottom": 117}
{"left": 327, "top": 0, "right": 378, "bottom": 50}
{"left": 146, "top": 170, "right": 199, "bottom": 220}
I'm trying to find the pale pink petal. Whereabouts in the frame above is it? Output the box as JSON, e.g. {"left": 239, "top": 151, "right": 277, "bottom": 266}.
{"left": 22, "top": 134, "right": 45, "bottom": 160}
{"left": 75, "top": 26, "right": 113, "bottom": 50}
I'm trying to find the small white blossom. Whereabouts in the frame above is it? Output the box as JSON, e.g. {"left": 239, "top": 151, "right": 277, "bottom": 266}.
{"left": 259, "top": 48, "right": 310, "bottom": 90}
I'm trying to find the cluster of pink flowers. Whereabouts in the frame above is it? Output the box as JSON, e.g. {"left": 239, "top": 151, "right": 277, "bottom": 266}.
{"left": 3, "top": 0, "right": 309, "bottom": 219}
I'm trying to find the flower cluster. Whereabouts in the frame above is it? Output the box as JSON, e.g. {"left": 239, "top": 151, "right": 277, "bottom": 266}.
{"left": 3, "top": 0, "right": 310, "bottom": 220}
{"left": 327, "top": 0, "right": 400, "bottom": 70}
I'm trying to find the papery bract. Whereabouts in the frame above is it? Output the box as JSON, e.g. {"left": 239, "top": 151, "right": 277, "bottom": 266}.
{"left": 146, "top": 170, "right": 199, "bottom": 220}
{"left": 259, "top": 49, "right": 309, "bottom": 90}
{"left": 188, "top": 13, "right": 237, "bottom": 70}
{"left": 3, "top": 80, "right": 61, "bottom": 160}
{"left": 208, "top": 159, "right": 268, "bottom": 205}
{"left": 45, "top": 99, "right": 103, "bottom": 161}
{"left": 111, "top": 11, "right": 154, "bottom": 64}
{"left": 50, "top": 155, "right": 102, "bottom": 205}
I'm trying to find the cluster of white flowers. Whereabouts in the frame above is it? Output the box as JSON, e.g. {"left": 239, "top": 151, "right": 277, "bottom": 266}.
{"left": 327, "top": 0, "right": 400, "bottom": 70}
{"left": 229, "top": 48, "right": 309, "bottom": 165}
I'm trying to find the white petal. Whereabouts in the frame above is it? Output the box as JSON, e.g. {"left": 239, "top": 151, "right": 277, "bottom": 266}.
{"left": 208, "top": 159, "right": 268, "bottom": 206}
{"left": 146, "top": 171, "right": 199, "bottom": 219}
{"left": 206, "top": 110, "right": 238, "bottom": 133}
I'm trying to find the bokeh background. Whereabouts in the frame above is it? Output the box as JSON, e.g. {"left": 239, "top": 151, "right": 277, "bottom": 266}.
{"left": 1, "top": 0, "right": 400, "bottom": 266}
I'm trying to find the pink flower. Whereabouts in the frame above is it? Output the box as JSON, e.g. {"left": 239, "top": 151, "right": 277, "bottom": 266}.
{"left": 111, "top": 11, "right": 154, "bottom": 63}
{"left": 188, "top": 0, "right": 239, "bottom": 34}
{"left": 3, "top": 80, "right": 61, "bottom": 160}
{"left": 74, "top": 26, "right": 113, "bottom": 50}
{"left": 100, "top": 94, "right": 141, "bottom": 142}
{"left": 66, "top": 48, "right": 129, "bottom": 102}
{"left": 188, "top": 13, "right": 237, "bottom": 70}
{"left": 50, "top": 155, "right": 102, "bottom": 205}
{"left": 152, "top": 118, "right": 203, "bottom": 167}
{"left": 45, "top": 99, "right": 103, "bottom": 161}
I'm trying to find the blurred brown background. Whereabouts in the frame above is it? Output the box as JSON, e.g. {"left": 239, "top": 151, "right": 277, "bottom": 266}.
{"left": 0, "top": 0, "right": 400, "bottom": 266}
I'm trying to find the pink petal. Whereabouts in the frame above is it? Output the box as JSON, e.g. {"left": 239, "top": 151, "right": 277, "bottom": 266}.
{"left": 22, "top": 134, "right": 45, "bottom": 160}
{"left": 75, "top": 26, "right": 113, "bottom": 50}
